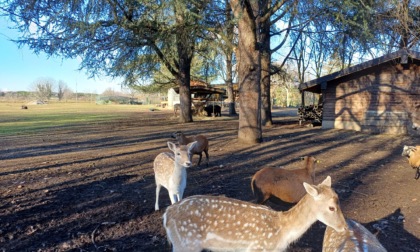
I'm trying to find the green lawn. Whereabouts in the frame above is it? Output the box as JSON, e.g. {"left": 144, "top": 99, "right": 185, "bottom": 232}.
{"left": 0, "top": 102, "right": 160, "bottom": 135}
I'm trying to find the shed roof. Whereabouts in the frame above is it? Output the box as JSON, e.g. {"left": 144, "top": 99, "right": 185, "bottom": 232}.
{"left": 173, "top": 85, "right": 226, "bottom": 95}
{"left": 172, "top": 79, "right": 226, "bottom": 96}
{"left": 299, "top": 49, "right": 420, "bottom": 93}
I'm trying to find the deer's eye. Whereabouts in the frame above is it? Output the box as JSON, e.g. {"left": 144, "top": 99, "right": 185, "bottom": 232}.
{"left": 329, "top": 206, "right": 336, "bottom": 212}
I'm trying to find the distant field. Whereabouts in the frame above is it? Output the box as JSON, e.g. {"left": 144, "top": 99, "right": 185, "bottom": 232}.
{"left": 0, "top": 102, "right": 165, "bottom": 135}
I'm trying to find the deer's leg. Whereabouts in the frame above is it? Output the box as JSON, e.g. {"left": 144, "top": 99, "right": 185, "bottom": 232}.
{"left": 175, "top": 193, "right": 182, "bottom": 202}
{"left": 259, "top": 193, "right": 270, "bottom": 204}
{"left": 178, "top": 191, "right": 184, "bottom": 201}
{"left": 204, "top": 149, "right": 209, "bottom": 166}
{"left": 255, "top": 189, "right": 270, "bottom": 204}
{"left": 169, "top": 193, "right": 177, "bottom": 204}
{"left": 197, "top": 153, "right": 203, "bottom": 166}
{"left": 155, "top": 184, "right": 162, "bottom": 211}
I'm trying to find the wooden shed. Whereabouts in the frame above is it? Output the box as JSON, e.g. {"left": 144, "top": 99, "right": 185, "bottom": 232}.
{"left": 299, "top": 49, "right": 420, "bottom": 135}
{"left": 167, "top": 80, "right": 226, "bottom": 108}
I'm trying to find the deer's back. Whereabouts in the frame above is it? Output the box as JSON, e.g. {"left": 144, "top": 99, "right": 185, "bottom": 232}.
{"left": 258, "top": 167, "right": 312, "bottom": 184}
{"left": 191, "top": 135, "right": 208, "bottom": 151}
{"left": 408, "top": 147, "right": 420, "bottom": 167}
{"left": 323, "top": 219, "right": 386, "bottom": 252}
{"left": 164, "top": 195, "right": 285, "bottom": 251}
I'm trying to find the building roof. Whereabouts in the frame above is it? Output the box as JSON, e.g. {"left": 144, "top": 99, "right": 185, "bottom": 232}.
{"left": 299, "top": 49, "right": 420, "bottom": 93}
{"left": 172, "top": 85, "right": 226, "bottom": 96}
{"left": 172, "top": 79, "right": 226, "bottom": 96}
{"left": 190, "top": 80, "right": 208, "bottom": 87}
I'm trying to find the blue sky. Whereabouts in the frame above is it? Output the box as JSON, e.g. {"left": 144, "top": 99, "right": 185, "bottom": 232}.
{"left": 0, "top": 17, "right": 122, "bottom": 94}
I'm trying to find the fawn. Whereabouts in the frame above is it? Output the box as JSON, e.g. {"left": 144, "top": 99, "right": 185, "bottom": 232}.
{"left": 163, "top": 176, "right": 347, "bottom": 251}
{"left": 154, "top": 141, "right": 197, "bottom": 210}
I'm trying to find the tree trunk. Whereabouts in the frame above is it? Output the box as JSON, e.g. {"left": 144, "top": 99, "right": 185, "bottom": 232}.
{"left": 225, "top": 0, "right": 237, "bottom": 116}
{"left": 226, "top": 53, "right": 237, "bottom": 116}
{"left": 177, "top": 75, "right": 192, "bottom": 123}
{"left": 176, "top": 62, "right": 193, "bottom": 123}
{"left": 231, "top": 0, "right": 262, "bottom": 144}
{"left": 260, "top": 8, "right": 272, "bottom": 126}
{"left": 177, "top": 53, "right": 193, "bottom": 123}
{"left": 175, "top": 2, "right": 193, "bottom": 123}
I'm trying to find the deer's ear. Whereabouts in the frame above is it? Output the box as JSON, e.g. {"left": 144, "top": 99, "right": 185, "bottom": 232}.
{"left": 320, "top": 176, "right": 332, "bottom": 187}
{"left": 303, "top": 182, "right": 319, "bottom": 197}
{"left": 167, "top": 141, "right": 177, "bottom": 151}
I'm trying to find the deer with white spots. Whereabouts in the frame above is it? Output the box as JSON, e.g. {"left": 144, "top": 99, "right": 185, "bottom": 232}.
{"left": 323, "top": 218, "right": 387, "bottom": 252}
{"left": 154, "top": 141, "right": 197, "bottom": 211}
{"left": 163, "top": 176, "right": 347, "bottom": 252}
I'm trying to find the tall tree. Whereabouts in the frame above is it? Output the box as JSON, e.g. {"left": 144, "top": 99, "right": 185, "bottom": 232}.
{"left": 259, "top": 0, "right": 298, "bottom": 126}
{"left": 286, "top": 0, "right": 378, "bottom": 83}
{"left": 57, "top": 80, "right": 72, "bottom": 101}
{"left": 0, "top": 0, "right": 211, "bottom": 123}
{"left": 32, "top": 78, "right": 54, "bottom": 101}
{"left": 172, "top": 0, "right": 203, "bottom": 122}
{"left": 231, "top": 0, "right": 262, "bottom": 144}
{"left": 222, "top": 0, "right": 237, "bottom": 116}
{"left": 208, "top": 0, "right": 238, "bottom": 116}
{"left": 313, "top": 0, "right": 376, "bottom": 68}
{"left": 259, "top": 0, "right": 272, "bottom": 126}
{"left": 308, "top": 19, "right": 335, "bottom": 78}
{"left": 271, "top": 63, "right": 300, "bottom": 107}
{"left": 374, "top": 0, "right": 420, "bottom": 51}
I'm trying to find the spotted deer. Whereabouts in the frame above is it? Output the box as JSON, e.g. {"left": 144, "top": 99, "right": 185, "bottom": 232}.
{"left": 323, "top": 218, "right": 387, "bottom": 252}
{"left": 154, "top": 141, "right": 197, "bottom": 211}
{"left": 163, "top": 176, "right": 347, "bottom": 252}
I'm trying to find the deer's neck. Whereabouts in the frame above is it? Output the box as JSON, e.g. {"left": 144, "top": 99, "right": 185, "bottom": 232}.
{"left": 179, "top": 136, "right": 189, "bottom": 145}
{"left": 172, "top": 162, "right": 187, "bottom": 181}
{"left": 309, "top": 167, "right": 316, "bottom": 181}
{"left": 301, "top": 163, "right": 316, "bottom": 183}
{"left": 277, "top": 195, "right": 318, "bottom": 246}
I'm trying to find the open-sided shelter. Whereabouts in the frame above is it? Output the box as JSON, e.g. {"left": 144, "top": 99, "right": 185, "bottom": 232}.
{"left": 167, "top": 80, "right": 226, "bottom": 108}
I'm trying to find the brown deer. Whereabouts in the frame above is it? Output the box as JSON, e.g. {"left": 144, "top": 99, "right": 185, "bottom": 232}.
{"left": 163, "top": 176, "right": 347, "bottom": 251}
{"left": 251, "top": 156, "right": 319, "bottom": 204}
{"left": 323, "top": 218, "right": 387, "bottom": 252}
{"left": 154, "top": 141, "right": 197, "bottom": 211}
{"left": 171, "top": 131, "right": 209, "bottom": 167}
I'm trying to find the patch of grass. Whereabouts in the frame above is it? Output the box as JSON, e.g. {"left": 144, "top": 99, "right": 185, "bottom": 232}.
{"left": 0, "top": 102, "right": 162, "bottom": 135}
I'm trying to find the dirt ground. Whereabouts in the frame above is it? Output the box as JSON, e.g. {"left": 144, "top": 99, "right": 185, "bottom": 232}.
{"left": 1, "top": 107, "right": 419, "bottom": 252}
